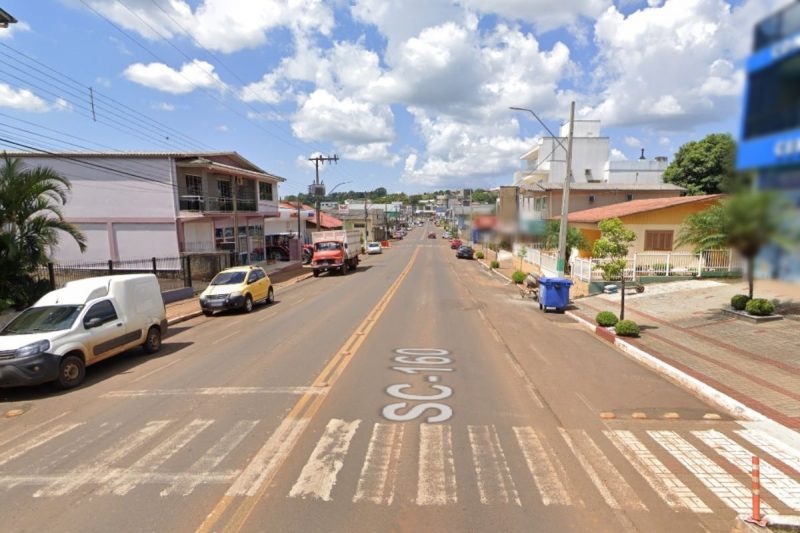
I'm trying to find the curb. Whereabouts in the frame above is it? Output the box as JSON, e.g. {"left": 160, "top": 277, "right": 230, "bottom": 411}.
{"left": 477, "top": 260, "right": 514, "bottom": 284}
{"left": 761, "top": 514, "right": 800, "bottom": 532}
{"left": 565, "top": 309, "right": 770, "bottom": 423}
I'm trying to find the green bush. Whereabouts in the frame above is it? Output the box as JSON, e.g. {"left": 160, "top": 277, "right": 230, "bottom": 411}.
{"left": 511, "top": 271, "right": 526, "bottom": 284}
{"left": 651, "top": 263, "right": 668, "bottom": 275}
{"left": 475, "top": 251, "right": 485, "bottom": 260}
{"left": 745, "top": 298, "right": 775, "bottom": 316}
{"left": 490, "top": 260, "right": 500, "bottom": 269}
{"left": 730, "top": 294, "right": 750, "bottom": 311}
{"left": 615, "top": 320, "right": 640, "bottom": 337}
{"left": 596, "top": 311, "right": 619, "bottom": 327}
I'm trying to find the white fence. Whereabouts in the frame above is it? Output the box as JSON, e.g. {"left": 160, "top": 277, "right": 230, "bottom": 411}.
{"left": 512, "top": 243, "right": 741, "bottom": 283}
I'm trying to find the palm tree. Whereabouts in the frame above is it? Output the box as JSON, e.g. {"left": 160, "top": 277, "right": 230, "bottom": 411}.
{"left": 0, "top": 154, "right": 86, "bottom": 273}
{"left": 676, "top": 192, "right": 787, "bottom": 299}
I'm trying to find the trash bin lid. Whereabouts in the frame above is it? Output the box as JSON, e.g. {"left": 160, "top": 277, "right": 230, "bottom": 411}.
{"left": 539, "top": 276, "right": 572, "bottom": 286}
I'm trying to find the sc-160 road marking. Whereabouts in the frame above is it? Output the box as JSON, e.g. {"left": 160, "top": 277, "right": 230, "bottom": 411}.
{"left": 382, "top": 348, "right": 454, "bottom": 423}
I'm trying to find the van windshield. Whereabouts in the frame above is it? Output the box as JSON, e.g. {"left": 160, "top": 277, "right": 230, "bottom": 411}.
{"left": 1, "top": 305, "right": 83, "bottom": 335}
{"left": 315, "top": 242, "right": 342, "bottom": 251}
{"left": 210, "top": 271, "right": 246, "bottom": 285}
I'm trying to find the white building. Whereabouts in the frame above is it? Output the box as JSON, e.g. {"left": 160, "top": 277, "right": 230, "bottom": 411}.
{"left": 8, "top": 152, "right": 284, "bottom": 263}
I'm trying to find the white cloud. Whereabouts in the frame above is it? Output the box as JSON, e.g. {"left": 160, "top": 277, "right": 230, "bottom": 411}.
{"left": 460, "top": 0, "right": 613, "bottom": 32}
{"left": 95, "top": 77, "right": 112, "bottom": 88}
{"left": 624, "top": 136, "right": 641, "bottom": 147}
{"left": 0, "top": 83, "right": 67, "bottom": 113}
{"left": 216, "top": 124, "right": 229, "bottom": 132}
{"left": 240, "top": 72, "right": 288, "bottom": 104}
{"left": 123, "top": 59, "right": 225, "bottom": 94}
{"left": 340, "top": 143, "right": 400, "bottom": 165}
{"left": 80, "top": 0, "right": 334, "bottom": 54}
{"left": 152, "top": 102, "right": 175, "bottom": 111}
{"left": 292, "top": 89, "right": 395, "bottom": 146}
{"left": 609, "top": 148, "right": 628, "bottom": 161}
{"left": 0, "top": 21, "right": 31, "bottom": 40}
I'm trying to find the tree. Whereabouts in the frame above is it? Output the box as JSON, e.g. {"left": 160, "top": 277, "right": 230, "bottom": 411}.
{"left": 592, "top": 218, "right": 636, "bottom": 319}
{"left": 664, "top": 133, "right": 736, "bottom": 195}
{"left": 543, "top": 220, "right": 589, "bottom": 273}
{"left": 676, "top": 191, "right": 788, "bottom": 299}
{"left": 0, "top": 155, "right": 86, "bottom": 308}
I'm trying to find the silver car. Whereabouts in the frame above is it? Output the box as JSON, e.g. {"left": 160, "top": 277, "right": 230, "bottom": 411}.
{"left": 366, "top": 242, "right": 383, "bottom": 254}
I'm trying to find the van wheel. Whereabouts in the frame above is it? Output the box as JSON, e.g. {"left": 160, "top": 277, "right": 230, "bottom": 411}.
{"left": 313, "top": 270, "right": 319, "bottom": 277}
{"left": 243, "top": 295, "right": 253, "bottom": 313}
{"left": 266, "top": 287, "right": 274, "bottom": 304}
{"left": 143, "top": 326, "right": 162, "bottom": 354}
{"left": 202, "top": 310, "right": 213, "bottom": 317}
{"left": 55, "top": 355, "right": 85, "bottom": 389}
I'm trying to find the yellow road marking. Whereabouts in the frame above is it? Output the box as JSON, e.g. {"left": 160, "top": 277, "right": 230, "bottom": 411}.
{"left": 196, "top": 246, "right": 421, "bottom": 533}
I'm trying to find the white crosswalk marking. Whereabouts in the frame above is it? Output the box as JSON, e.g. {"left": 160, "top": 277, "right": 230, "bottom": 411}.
{"left": 605, "top": 430, "right": 711, "bottom": 513}
{"left": 558, "top": 428, "right": 647, "bottom": 511}
{"left": 161, "top": 420, "right": 259, "bottom": 497}
{"left": 649, "top": 430, "right": 776, "bottom": 515}
{"left": 0, "top": 423, "right": 83, "bottom": 468}
{"left": 102, "top": 419, "right": 213, "bottom": 496}
{"left": 468, "top": 425, "right": 520, "bottom": 506}
{"left": 289, "top": 419, "right": 360, "bottom": 501}
{"left": 694, "top": 430, "right": 800, "bottom": 512}
{"left": 35, "top": 420, "right": 172, "bottom": 497}
{"left": 513, "top": 426, "right": 576, "bottom": 506}
{"left": 353, "top": 423, "right": 404, "bottom": 505}
{"left": 735, "top": 429, "right": 800, "bottom": 474}
{"left": 416, "top": 423, "right": 457, "bottom": 505}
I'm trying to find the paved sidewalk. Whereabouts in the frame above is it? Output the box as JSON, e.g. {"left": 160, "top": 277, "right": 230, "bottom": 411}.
{"left": 165, "top": 261, "right": 313, "bottom": 324}
{"left": 571, "top": 279, "right": 800, "bottom": 430}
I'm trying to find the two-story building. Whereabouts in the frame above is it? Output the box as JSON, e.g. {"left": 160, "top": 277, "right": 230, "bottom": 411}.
{"left": 8, "top": 152, "right": 284, "bottom": 263}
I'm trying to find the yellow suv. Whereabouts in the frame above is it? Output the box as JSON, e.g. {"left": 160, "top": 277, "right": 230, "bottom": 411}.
{"left": 199, "top": 266, "right": 273, "bottom": 316}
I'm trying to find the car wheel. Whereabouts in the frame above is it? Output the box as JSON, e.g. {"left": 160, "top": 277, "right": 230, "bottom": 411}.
{"left": 313, "top": 269, "right": 320, "bottom": 277}
{"left": 243, "top": 294, "right": 253, "bottom": 313}
{"left": 266, "top": 287, "right": 274, "bottom": 304}
{"left": 143, "top": 326, "right": 162, "bottom": 354}
{"left": 55, "top": 354, "right": 85, "bottom": 389}
{"left": 202, "top": 310, "right": 213, "bottom": 317}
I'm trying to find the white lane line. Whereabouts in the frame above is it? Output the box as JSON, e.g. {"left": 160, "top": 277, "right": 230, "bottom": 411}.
{"left": 735, "top": 429, "right": 800, "bottom": 474}
{"left": 416, "top": 423, "right": 457, "bottom": 505}
{"left": 559, "top": 428, "right": 647, "bottom": 511}
{"left": 353, "top": 423, "right": 404, "bottom": 505}
{"left": 102, "top": 419, "right": 213, "bottom": 496}
{"left": 694, "top": 430, "right": 800, "bottom": 511}
{"left": 0, "top": 423, "right": 83, "bottom": 468}
{"left": 227, "top": 417, "right": 310, "bottom": 496}
{"left": 258, "top": 311, "right": 278, "bottom": 323}
{"left": 468, "top": 425, "right": 521, "bottom": 506}
{"left": 289, "top": 418, "right": 361, "bottom": 501}
{"left": 513, "top": 427, "right": 576, "bottom": 506}
{"left": 605, "top": 430, "right": 711, "bottom": 513}
{"left": 130, "top": 359, "right": 181, "bottom": 384}
{"left": 211, "top": 329, "right": 241, "bottom": 345}
{"left": 101, "top": 386, "right": 327, "bottom": 398}
{"left": 0, "top": 411, "right": 71, "bottom": 449}
{"left": 32, "top": 422, "right": 123, "bottom": 479}
{"left": 35, "top": 420, "right": 172, "bottom": 497}
{"left": 161, "top": 420, "right": 259, "bottom": 497}
{"left": 649, "top": 430, "right": 776, "bottom": 515}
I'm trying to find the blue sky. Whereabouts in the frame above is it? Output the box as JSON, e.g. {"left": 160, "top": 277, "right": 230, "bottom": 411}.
{"left": 0, "top": 0, "right": 792, "bottom": 195}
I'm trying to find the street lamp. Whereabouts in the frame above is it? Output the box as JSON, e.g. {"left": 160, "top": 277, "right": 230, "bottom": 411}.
{"left": 511, "top": 102, "right": 575, "bottom": 276}
{"left": 328, "top": 181, "right": 352, "bottom": 195}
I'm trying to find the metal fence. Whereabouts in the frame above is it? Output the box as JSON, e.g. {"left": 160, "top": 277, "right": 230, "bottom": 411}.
{"left": 34, "top": 253, "right": 237, "bottom": 293}
{"left": 570, "top": 250, "right": 741, "bottom": 282}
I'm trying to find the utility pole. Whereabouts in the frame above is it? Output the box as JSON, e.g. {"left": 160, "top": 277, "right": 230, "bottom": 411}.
{"left": 556, "top": 101, "right": 575, "bottom": 277}
{"left": 308, "top": 154, "right": 339, "bottom": 233}
{"left": 363, "top": 191, "right": 369, "bottom": 240}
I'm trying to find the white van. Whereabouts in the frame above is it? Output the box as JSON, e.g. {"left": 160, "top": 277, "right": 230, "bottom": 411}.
{"left": 0, "top": 274, "right": 167, "bottom": 389}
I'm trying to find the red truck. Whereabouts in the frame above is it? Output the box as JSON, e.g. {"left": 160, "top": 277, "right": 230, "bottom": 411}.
{"left": 305, "top": 230, "right": 362, "bottom": 277}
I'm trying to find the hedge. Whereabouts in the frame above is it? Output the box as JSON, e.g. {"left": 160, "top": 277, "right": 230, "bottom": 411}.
{"left": 596, "top": 311, "right": 619, "bottom": 327}
{"left": 615, "top": 320, "right": 640, "bottom": 337}
{"left": 745, "top": 298, "right": 775, "bottom": 316}
{"left": 511, "top": 271, "right": 526, "bottom": 284}
{"left": 730, "top": 294, "right": 750, "bottom": 311}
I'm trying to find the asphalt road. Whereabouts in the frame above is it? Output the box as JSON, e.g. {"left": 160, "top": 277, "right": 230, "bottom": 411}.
{"left": 0, "top": 224, "right": 797, "bottom": 533}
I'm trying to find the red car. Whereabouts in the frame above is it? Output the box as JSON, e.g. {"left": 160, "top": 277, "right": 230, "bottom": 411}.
{"left": 450, "top": 239, "right": 462, "bottom": 249}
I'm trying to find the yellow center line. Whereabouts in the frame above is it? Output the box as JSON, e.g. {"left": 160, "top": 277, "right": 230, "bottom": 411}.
{"left": 196, "top": 246, "right": 421, "bottom": 533}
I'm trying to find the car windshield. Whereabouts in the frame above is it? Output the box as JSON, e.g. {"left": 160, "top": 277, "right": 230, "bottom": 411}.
{"left": 0, "top": 305, "right": 83, "bottom": 335}
{"left": 211, "top": 271, "right": 246, "bottom": 285}
{"left": 316, "top": 242, "right": 342, "bottom": 251}
{"left": 368, "top": 242, "right": 380, "bottom": 247}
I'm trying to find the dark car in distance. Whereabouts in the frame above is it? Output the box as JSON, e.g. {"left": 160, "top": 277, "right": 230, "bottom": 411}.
{"left": 428, "top": 232, "right": 436, "bottom": 239}
{"left": 456, "top": 245, "right": 474, "bottom": 259}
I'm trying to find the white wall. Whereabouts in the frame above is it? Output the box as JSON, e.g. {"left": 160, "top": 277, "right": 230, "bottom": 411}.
{"left": 114, "top": 223, "right": 179, "bottom": 259}
{"left": 604, "top": 159, "right": 668, "bottom": 184}
{"left": 52, "top": 223, "right": 110, "bottom": 263}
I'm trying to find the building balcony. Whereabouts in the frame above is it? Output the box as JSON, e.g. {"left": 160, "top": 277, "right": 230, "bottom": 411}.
{"left": 179, "top": 195, "right": 258, "bottom": 213}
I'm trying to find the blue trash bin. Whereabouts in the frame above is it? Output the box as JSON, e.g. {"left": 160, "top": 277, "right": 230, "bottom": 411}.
{"left": 538, "top": 277, "right": 573, "bottom": 313}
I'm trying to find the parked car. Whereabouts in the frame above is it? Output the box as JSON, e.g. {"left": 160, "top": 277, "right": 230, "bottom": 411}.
{"left": 199, "top": 265, "right": 273, "bottom": 315}
{"left": 450, "top": 239, "right": 463, "bottom": 249}
{"left": 0, "top": 274, "right": 167, "bottom": 389}
{"left": 442, "top": 232, "right": 451, "bottom": 239}
{"left": 456, "top": 245, "right": 474, "bottom": 259}
{"left": 428, "top": 232, "right": 436, "bottom": 239}
{"left": 366, "top": 242, "right": 383, "bottom": 254}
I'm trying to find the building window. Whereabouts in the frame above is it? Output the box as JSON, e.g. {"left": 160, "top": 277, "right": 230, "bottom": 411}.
{"left": 626, "top": 193, "right": 633, "bottom": 201}
{"left": 259, "top": 182, "right": 273, "bottom": 201}
{"left": 217, "top": 180, "right": 231, "bottom": 198}
{"left": 644, "top": 230, "right": 674, "bottom": 251}
{"left": 185, "top": 174, "right": 202, "bottom": 196}
{"left": 588, "top": 194, "right": 596, "bottom": 203}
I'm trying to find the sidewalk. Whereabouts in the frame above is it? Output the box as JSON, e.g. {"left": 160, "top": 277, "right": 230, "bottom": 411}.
{"left": 165, "top": 260, "right": 313, "bottom": 325}
{"left": 570, "top": 278, "right": 800, "bottom": 431}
